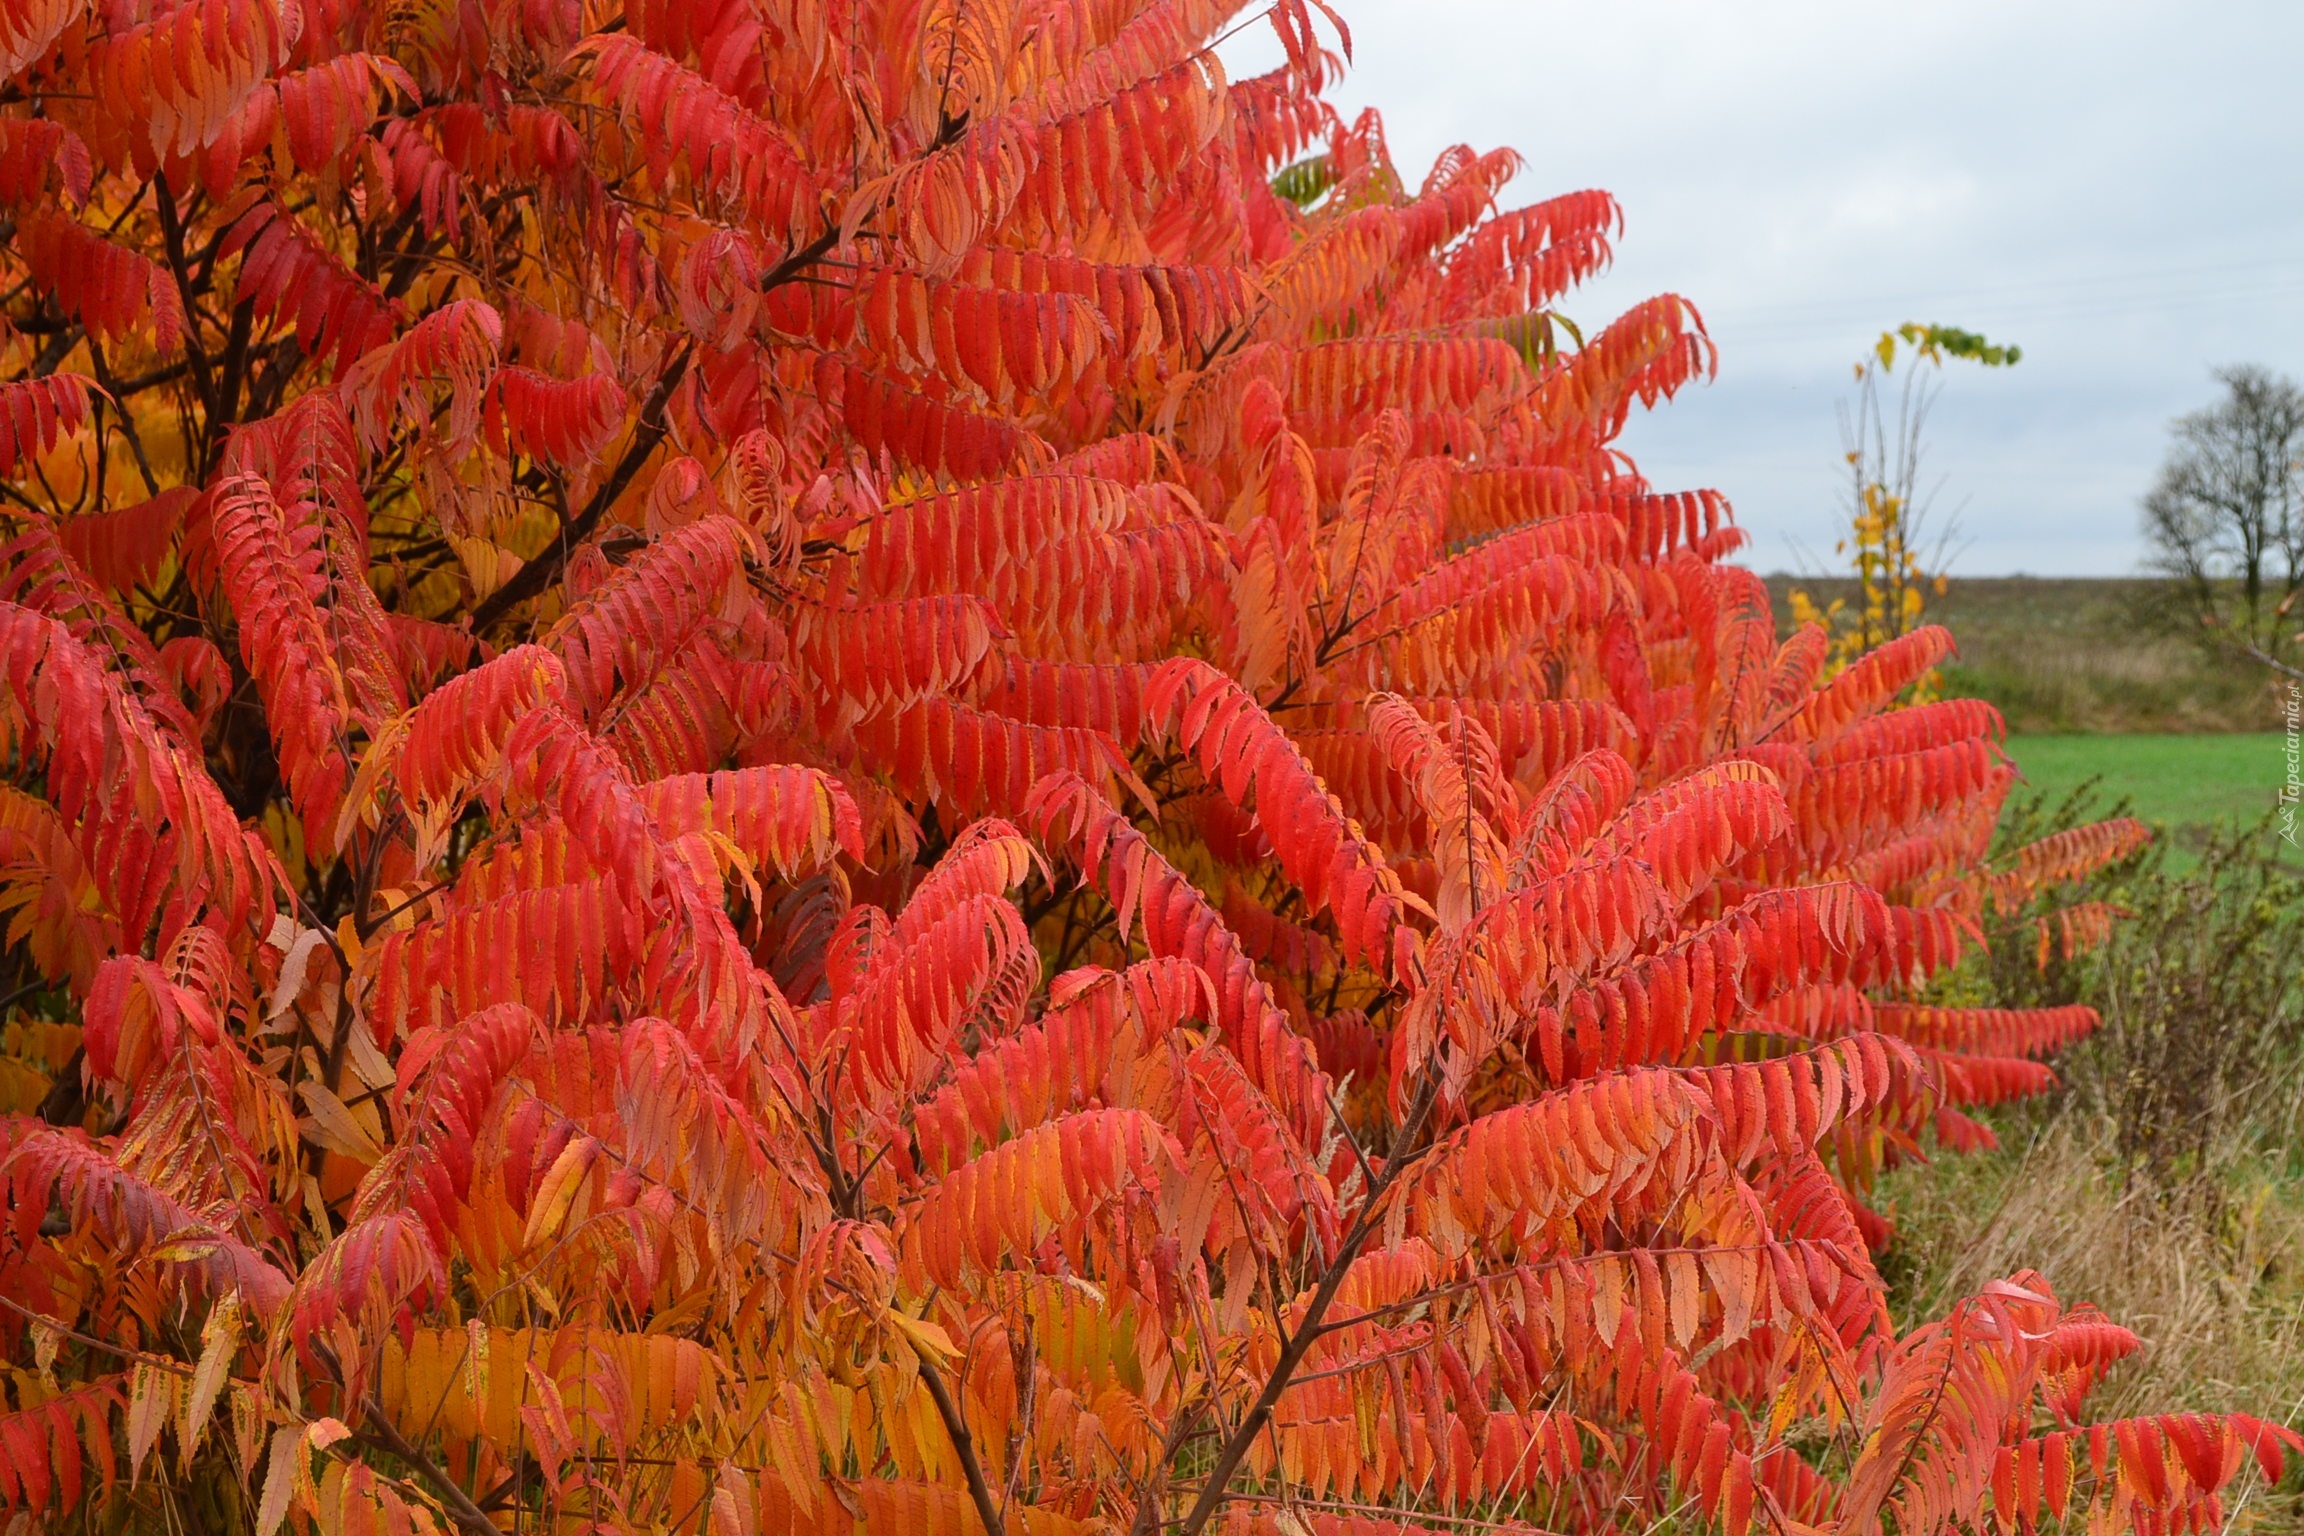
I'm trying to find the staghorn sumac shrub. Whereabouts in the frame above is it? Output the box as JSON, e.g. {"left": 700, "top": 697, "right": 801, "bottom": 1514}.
{"left": 0, "top": 0, "right": 2290, "bottom": 1533}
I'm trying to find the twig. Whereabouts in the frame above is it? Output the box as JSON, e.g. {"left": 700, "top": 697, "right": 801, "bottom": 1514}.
{"left": 0, "top": 1294, "right": 195, "bottom": 1376}
{"left": 354, "top": 1395, "right": 502, "bottom": 1536}
{"left": 467, "top": 338, "right": 697, "bottom": 633}
{"left": 1167, "top": 1060, "right": 1446, "bottom": 1536}
{"left": 906, "top": 1331, "right": 1009, "bottom": 1536}
{"left": 2238, "top": 642, "right": 2304, "bottom": 682}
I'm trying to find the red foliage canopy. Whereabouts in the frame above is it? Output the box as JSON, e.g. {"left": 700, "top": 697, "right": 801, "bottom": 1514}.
{"left": 0, "top": 0, "right": 2239, "bottom": 1533}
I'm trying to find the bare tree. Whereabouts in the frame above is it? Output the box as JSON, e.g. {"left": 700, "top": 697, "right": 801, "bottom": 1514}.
{"left": 2143, "top": 365, "right": 2304, "bottom": 677}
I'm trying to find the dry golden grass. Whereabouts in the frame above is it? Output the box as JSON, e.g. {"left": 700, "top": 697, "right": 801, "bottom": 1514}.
{"left": 1883, "top": 1115, "right": 2304, "bottom": 1419}
{"left": 1879, "top": 1108, "right": 2304, "bottom": 1527}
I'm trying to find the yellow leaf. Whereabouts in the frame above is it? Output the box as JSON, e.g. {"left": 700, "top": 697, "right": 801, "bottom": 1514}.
{"left": 1766, "top": 1377, "right": 1802, "bottom": 1443}
{"left": 263, "top": 925, "right": 333, "bottom": 1027}
{"left": 0, "top": 1054, "right": 54, "bottom": 1114}
{"left": 258, "top": 1425, "right": 304, "bottom": 1536}
{"left": 702, "top": 828, "right": 762, "bottom": 909}
{"left": 297, "top": 1081, "right": 385, "bottom": 1161}
{"left": 335, "top": 714, "right": 410, "bottom": 851}
{"left": 462, "top": 1318, "right": 490, "bottom": 1436}
{"left": 128, "top": 1361, "right": 172, "bottom": 1481}
{"left": 452, "top": 536, "right": 524, "bottom": 601}
{"left": 27, "top": 1313, "right": 59, "bottom": 1381}
{"left": 232, "top": 1383, "right": 264, "bottom": 1478}
{"left": 883, "top": 1306, "right": 960, "bottom": 1361}
{"left": 182, "top": 1289, "right": 241, "bottom": 1467}
{"left": 151, "top": 1234, "right": 227, "bottom": 1265}
{"left": 340, "top": 1015, "right": 394, "bottom": 1093}
{"left": 523, "top": 1135, "right": 602, "bottom": 1250}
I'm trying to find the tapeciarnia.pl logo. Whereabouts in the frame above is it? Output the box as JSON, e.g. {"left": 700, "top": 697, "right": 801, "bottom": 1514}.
{"left": 2283, "top": 681, "right": 2301, "bottom": 847}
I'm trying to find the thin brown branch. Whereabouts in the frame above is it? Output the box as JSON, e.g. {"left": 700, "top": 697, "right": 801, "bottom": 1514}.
{"left": 467, "top": 338, "right": 696, "bottom": 633}
{"left": 0, "top": 1294, "right": 195, "bottom": 1376}
{"left": 355, "top": 1396, "right": 502, "bottom": 1536}
{"left": 1167, "top": 1059, "right": 1446, "bottom": 1536}
{"left": 2239, "top": 641, "right": 2304, "bottom": 682}
{"left": 907, "top": 1330, "right": 1009, "bottom": 1536}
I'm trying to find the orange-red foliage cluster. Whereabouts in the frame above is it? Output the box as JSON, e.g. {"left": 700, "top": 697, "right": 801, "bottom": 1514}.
{"left": 0, "top": 0, "right": 2273, "bottom": 1533}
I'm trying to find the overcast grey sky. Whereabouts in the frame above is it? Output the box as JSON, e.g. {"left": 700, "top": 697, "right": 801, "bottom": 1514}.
{"left": 1224, "top": 0, "right": 2304, "bottom": 574}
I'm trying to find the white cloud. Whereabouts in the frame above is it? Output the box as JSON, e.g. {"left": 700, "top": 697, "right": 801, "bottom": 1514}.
{"left": 1224, "top": 0, "right": 2304, "bottom": 573}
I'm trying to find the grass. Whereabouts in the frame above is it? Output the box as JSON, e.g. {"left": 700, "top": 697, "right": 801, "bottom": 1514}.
{"left": 2005, "top": 733, "right": 2296, "bottom": 869}
{"left": 2003, "top": 734, "right": 2287, "bottom": 825}
{"left": 1876, "top": 1109, "right": 2304, "bottom": 1431}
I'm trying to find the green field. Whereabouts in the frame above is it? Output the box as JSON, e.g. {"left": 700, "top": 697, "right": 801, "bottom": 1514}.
{"left": 2005, "top": 732, "right": 2297, "bottom": 866}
